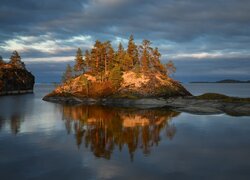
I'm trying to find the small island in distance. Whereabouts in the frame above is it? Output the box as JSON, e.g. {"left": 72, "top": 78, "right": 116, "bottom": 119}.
{"left": 191, "top": 79, "right": 250, "bottom": 83}
{"left": 43, "top": 35, "right": 250, "bottom": 116}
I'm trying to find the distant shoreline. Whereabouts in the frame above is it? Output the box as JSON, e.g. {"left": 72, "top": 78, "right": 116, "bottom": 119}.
{"left": 190, "top": 79, "right": 250, "bottom": 83}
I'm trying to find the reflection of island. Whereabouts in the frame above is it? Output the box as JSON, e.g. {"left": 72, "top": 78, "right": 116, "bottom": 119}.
{"left": 60, "top": 105, "right": 180, "bottom": 160}
{"left": 0, "top": 93, "right": 34, "bottom": 135}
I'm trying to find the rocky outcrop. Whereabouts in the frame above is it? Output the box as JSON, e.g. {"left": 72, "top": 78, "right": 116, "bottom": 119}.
{"left": 117, "top": 71, "right": 191, "bottom": 97}
{"left": 0, "top": 67, "right": 35, "bottom": 95}
{"left": 43, "top": 95, "right": 250, "bottom": 116}
{"left": 44, "top": 71, "right": 191, "bottom": 100}
{"left": 42, "top": 70, "right": 250, "bottom": 116}
{"left": 165, "top": 97, "right": 250, "bottom": 116}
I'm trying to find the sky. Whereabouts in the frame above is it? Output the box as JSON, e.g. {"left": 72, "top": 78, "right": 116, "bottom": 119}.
{"left": 0, "top": 0, "right": 250, "bottom": 82}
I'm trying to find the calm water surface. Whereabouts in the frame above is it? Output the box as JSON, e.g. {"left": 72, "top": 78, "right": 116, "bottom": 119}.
{"left": 0, "top": 84, "right": 250, "bottom": 180}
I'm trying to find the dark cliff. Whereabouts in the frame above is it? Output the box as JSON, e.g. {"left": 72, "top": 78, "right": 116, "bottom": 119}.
{"left": 0, "top": 67, "right": 35, "bottom": 95}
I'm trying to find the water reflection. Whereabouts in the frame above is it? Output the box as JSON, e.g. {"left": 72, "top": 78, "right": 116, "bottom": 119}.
{"left": 60, "top": 105, "right": 180, "bottom": 160}
{"left": 0, "top": 114, "right": 25, "bottom": 135}
{"left": 0, "top": 94, "right": 33, "bottom": 135}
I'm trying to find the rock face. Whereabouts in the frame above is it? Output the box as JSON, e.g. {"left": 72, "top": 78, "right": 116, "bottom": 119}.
{"left": 42, "top": 95, "right": 250, "bottom": 116}
{"left": 0, "top": 67, "right": 35, "bottom": 95}
{"left": 118, "top": 72, "right": 191, "bottom": 97}
{"left": 165, "top": 97, "right": 250, "bottom": 116}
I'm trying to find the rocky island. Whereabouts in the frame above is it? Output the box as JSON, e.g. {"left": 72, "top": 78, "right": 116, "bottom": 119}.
{"left": 0, "top": 51, "right": 35, "bottom": 95}
{"left": 43, "top": 36, "right": 190, "bottom": 101}
{"left": 43, "top": 36, "right": 250, "bottom": 116}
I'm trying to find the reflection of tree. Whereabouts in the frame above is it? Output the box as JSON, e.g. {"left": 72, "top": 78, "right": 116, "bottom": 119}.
{"left": 10, "top": 115, "right": 22, "bottom": 135}
{"left": 0, "top": 115, "right": 23, "bottom": 135}
{"left": 166, "top": 124, "right": 177, "bottom": 140}
{"left": 60, "top": 105, "right": 180, "bottom": 161}
{"left": 0, "top": 116, "right": 4, "bottom": 131}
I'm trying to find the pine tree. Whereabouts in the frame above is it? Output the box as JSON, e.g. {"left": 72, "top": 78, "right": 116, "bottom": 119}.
{"left": 107, "top": 43, "right": 115, "bottom": 70}
{"left": 133, "top": 46, "right": 139, "bottom": 67}
{"left": 103, "top": 41, "right": 113, "bottom": 76}
{"left": 117, "top": 42, "right": 125, "bottom": 65}
{"left": 165, "top": 60, "right": 176, "bottom": 76}
{"left": 62, "top": 64, "right": 73, "bottom": 82}
{"left": 122, "top": 53, "right": 133, "bottom": 71}
{"left": 140, "top": 40, "right": 151, "bottom": 72}
{"left": 110, "top": 65, "right": 123, "bottom": 88}
{"left": 91, "top": 40, "right": 102, "bottom": 73}
{"left": 85, "top": 50, "right": 91, "bottom": 70}
{"left": 99, "top": 42, "right": 107, "bottom": 81}
{"left": 127, "top": 35, "right": 138, "bottom": 67}
{"left": 152, "top": 47, "right": 166, "bottom": 74}
{"left": 9, "top": 51, "right": 25, "bottom": 69}
{"left": 74, "top": 48, "right": 85, "bottom": 75}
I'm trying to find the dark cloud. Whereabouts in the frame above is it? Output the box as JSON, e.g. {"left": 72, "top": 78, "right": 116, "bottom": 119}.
{"left": 1, "top": 0, "right": 250, "bottom": 40}
{"left": 0, "top": 0, "right": 250, "bottom": 82}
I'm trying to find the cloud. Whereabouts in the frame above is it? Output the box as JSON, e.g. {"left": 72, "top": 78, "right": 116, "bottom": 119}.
{"left": 0, "top": 0, "right": 250, "bottom": 82}
{"left": 171, "top": 51, "right": 250, "bottom": 60}
{"left": 0, "top": 33, "right": 93, "bottom": 58}
{"left": 25, "top": 56, "right": 75, "bottom": 63}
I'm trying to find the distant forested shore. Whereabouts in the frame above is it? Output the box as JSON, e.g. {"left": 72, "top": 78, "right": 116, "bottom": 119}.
{"left": 190, "top": 79, "right": 250, "bottom": 83}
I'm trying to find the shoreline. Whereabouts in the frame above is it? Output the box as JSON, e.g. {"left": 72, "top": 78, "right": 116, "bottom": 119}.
{"left": 43, "top": 95, "right": 250, "bottom": 116}
{"left": 0, "top": 89, "right": 34, "bottom": 96}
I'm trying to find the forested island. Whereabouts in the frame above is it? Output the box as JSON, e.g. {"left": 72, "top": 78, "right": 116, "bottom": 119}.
{"left": 0, "top": 51, "right": 35, "bottom": 95}
{"left": 44, "top": 35, "right": 191, "bottom": 102}
{"left": 43, "top": 36, "right": 250, "bottom": 116}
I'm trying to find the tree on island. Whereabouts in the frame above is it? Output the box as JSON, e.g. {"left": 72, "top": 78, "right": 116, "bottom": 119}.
{"left": 151, "top": 47, "right": 166, "bottom": 74}
{"left": 140, "top": 40, "right": 151, "bottom": 72}
{"left": 62, "top": 64, "right": 73, "bottom": 83}
{"left": 74, "top": 48, "right": 85, "bottom": 76}
{"left": 109, "top": 65, "right": 123, "bottom": 88}
{"left": 127, "top": 35, "right": 139, "bottom": 67}
{"left": 9, "top": 51, "right": 25, "bottom": 69}
{"left": 165, "top": 60, "right": 176, "bottom": 76}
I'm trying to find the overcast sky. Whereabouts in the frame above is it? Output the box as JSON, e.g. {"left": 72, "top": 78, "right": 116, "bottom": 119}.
{"left": 0, "top": 0, "right": 250, "bottom": 82}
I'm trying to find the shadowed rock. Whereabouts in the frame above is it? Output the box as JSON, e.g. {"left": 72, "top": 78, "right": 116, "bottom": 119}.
{"left": 0, "top": 65, "right": 35, "bottom": 95}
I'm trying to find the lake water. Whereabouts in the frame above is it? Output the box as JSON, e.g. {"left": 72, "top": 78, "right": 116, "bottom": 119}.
{"left": 185, "top": 83, "right": 250, "bottom": 97}
{"left": 0, "top": 84, "right": 250, "bottom": 180}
